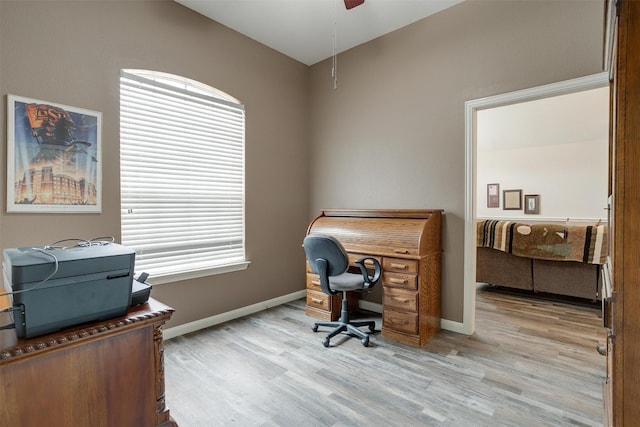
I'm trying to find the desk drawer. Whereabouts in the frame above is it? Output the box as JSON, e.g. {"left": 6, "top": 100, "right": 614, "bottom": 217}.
{"left": 383, "top": 272, "right": 417, "bottom": 290}
{"left": 383, "top": 257, "right": 418, "bottom": 274}
{"left": 306, "top": 273, "right": 322, "bottom": 291}
{"left": 384, "top": 287, "right": 418, "bottom": 312}
{"left": 306, "top": 289, "right": 330, "bottom": 311}
{"left": 383, "top": 309, "right": 418, "bottom": 335}
{"left": 348, "top": 253, "right": 382, "bottom": 269}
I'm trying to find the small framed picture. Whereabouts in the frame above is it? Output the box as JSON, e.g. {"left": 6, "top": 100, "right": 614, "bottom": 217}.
{"left": 487, "top": 183, "right": 500, "bottom": 208}
{"left": 524, "top": 194, "right": 540, "bottom": 214}
{"left": 503, "top": 189, "right": 522, "bottom": 210}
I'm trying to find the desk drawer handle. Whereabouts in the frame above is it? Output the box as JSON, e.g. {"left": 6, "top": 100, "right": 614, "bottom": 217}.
{"left": 311, "top": 298, "right": 323, "bottom": 304}
{"left": 394, "top": 249, "right": 409, "bottom": 254}
{"left": 392, "top": 297, "right": 410, "bottom": 303}
{"left": 390, "top": 263, "right": 408, "bottom": 270}
{"left": 389, "top": 278, "right": 408, "bottom": 285}
{"left": 311, "top": 280, "right": 320, "bottom": 286}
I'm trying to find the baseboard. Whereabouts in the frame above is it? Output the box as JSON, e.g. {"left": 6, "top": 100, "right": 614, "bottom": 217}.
{"left": 162, "top": 290, "right": 307, "bottom": 340}
{"left": 358, "top": 299, "right": 382, "bottom": 313}
{"left": 440, "top": 318, "right": 469, "bottom": 334}
{"left": 164, "top": 291, "right": 469, "bottom": 340}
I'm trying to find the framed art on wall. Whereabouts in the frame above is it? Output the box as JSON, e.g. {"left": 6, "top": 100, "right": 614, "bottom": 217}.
{"left": 524, "top": 194, "right": 540, "bottom": 214}
{"left": 7, "top": 95, "right": 102, "bottom": 213}
{"left": 503, "top": 189, "right": 522, "bottom": 210}
{"left": 487, "top": 183, "right": 500, "bottom": 208}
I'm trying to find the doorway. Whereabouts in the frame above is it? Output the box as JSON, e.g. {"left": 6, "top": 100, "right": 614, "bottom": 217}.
{"left": 462, "top": 72, "right": 609, "bottom": 334}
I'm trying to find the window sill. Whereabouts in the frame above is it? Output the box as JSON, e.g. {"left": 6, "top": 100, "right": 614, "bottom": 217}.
{"left": 147, "top": 261, "right": 251, "bottom": 285}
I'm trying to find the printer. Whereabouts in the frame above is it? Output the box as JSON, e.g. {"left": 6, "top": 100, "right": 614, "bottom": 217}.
{"left": 3, "top": 242, "right": 136, "bottom": 338}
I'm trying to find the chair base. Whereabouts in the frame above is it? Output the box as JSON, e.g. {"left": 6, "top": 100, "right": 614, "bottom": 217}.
{"left": 312, "top": 292, "right": 375, "bottom": 347}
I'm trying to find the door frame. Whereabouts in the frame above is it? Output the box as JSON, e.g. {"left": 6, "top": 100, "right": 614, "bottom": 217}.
{"left": 462, "top": 72, "right": 609, "bottom": 335}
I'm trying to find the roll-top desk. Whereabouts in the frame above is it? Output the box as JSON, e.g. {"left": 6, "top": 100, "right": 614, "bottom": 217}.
{"left": 305, "top": 209, "right": 443, "bottom": 347}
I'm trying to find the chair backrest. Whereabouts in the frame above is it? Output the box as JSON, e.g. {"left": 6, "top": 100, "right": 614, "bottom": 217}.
{"left": 303, "top": 234, "right": 349, "bottom": 277}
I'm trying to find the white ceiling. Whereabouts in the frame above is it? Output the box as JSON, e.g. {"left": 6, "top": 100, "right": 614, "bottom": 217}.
{"left": 175, "top": 0, "right": 466, "bottom": 66}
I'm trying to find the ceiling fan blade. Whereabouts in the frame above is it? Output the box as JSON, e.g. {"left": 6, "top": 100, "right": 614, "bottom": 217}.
{"left": 344, "top": 0, "right": 365, "bottom": 10}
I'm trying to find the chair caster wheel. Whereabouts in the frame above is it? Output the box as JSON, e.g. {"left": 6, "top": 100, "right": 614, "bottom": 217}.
{"left": 323, "top": 338, "right": 330, "bottom": 347}
{"left": 368, "top": 324, "right": 375, "bottom": 332}
{"left": 361, "top": 337, "right": 369, "bottom": 347}
{"left": 312, "top": 325, "right": 318, "bottom": 332}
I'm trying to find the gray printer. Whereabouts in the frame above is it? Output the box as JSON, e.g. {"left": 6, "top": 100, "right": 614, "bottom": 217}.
{"left": 3, "top": 242, "right": 136, "bottom": 338}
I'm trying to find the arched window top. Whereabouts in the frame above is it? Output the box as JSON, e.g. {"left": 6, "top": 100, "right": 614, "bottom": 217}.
{"left": 121, "top": 69, "right": 241, "bottom": 105}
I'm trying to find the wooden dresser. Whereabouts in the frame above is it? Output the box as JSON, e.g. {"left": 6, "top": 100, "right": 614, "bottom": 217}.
{"left": 305, "top": 209, "right": 443, "bottom": 347}
{"left": 0, "top": 298, "right": 177, "bottom": 427}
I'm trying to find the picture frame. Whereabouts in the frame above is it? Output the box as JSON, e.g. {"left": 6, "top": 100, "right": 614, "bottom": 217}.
{"left": 524, "top": 194, "right": 540, "bottom": 214}
{"left": 7, "top": 94, "right": 102, "bottom": 213}
{"left": 487, "top": 183, "right": 500, "bottom": 208}
{"left": 503, "top": 189, "right": 522, "bottom": 210}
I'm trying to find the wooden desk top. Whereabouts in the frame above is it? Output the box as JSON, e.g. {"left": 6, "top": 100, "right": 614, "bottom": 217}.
{"left": 1, "top": 298, "right": 174, "bottom": 362}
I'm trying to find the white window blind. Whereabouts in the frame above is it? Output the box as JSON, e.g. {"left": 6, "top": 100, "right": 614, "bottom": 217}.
{"left": 120, "top": 70, "right": 245, "bottom": 280}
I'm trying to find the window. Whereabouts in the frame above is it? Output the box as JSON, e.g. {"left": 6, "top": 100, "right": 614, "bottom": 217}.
{"left": 120, "top": 70, "right": 247, "bottom": 283}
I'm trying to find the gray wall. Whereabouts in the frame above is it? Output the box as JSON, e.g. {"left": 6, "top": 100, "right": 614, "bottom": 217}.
{"left": 308, "top": 0, "right": 604, "bottom": 322}
{"left": 0, "top": 0, "right": 310, "bottom": 328}
{"left": 0, "top": 0, "right": 604, "bottom": 328}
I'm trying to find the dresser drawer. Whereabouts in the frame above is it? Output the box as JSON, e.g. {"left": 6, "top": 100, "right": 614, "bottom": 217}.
{"left": 384, "top": 287, "right": 418, "bottom": 312}
{"left": 306, "top": 289, "right": 330, "bottom": 311}
{"left": 383, "top": 271, "right": 417, "bottom": 290}
{"left": 383, "top": 257, "right": 418, "bottom": 274}
{"left": 383, "top": 309, "right": 418, "bottom": 335}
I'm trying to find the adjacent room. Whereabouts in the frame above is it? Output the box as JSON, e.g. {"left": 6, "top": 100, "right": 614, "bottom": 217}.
{"left": 2, "top": 0, "right": 635, "bottom": 425}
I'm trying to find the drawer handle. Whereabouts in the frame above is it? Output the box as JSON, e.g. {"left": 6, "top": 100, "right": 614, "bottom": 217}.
{"left": 394, "top": 249, "right": 409, "bottom": 254}
{"left": 311, "top": 298, "right": 323, "bottom": 304}
{"left": 389, "top": 278, "right": 408, "bottom": 284}
{"left": 389, "top": 319, "right": 409, "bottom": 325}
{"left": 363, "top": 260, "right": 376, "bottom": 266}
{"left": 392, "top": 297, "right": 410, "bottom": 303}
{"left": 311, "top": 280, "right": 320, "bottom": 285}
{"left": 390, "top": 263, "right": 408, "bottom": 270}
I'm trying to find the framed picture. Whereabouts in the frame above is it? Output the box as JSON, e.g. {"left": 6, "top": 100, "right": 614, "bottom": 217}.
{"left": 524, "top": 194, "right": 540, "bottom": 214}
{"left": 7, "top": 95, "right": 102, "bottom": 213}
{"left": 503, "top": 189, "right": 522, "bottom": 210}
{"left": 487, "top": 183, "right": 500, "bottom": 208}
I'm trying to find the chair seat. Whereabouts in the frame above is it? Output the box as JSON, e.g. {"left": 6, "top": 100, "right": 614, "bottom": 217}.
{"left": 329, "top": 272, "right": 368, "bottom": 291}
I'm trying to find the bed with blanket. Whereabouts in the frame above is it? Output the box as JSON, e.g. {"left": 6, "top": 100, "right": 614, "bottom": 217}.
{"left": 476, "top": 220, "right": 607, "bottom": 300}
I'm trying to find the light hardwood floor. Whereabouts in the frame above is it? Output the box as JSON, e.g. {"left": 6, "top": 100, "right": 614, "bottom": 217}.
{"left": 164, "top": 285, "right": 606, "bottom": 426}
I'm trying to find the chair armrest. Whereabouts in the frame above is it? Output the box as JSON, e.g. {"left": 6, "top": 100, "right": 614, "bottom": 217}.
{"left": 315, "top": 258, "right": 339, "bottom": 295}
{"left": 355, "top": 257, "right": 381, "bottom": 291}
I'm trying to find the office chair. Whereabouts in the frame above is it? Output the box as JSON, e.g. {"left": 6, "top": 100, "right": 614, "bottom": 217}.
{"left": 303, "top": 234, "right": 381, "bottom": 347}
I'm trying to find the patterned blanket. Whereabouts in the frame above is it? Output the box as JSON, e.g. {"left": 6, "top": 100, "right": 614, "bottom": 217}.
{"left": 477, "top": 220, "right": 608, "bottom": 264}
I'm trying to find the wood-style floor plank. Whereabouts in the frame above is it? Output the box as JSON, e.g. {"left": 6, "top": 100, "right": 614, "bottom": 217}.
{"left": 164, "top": 286, "right": 606, "bottom": 426}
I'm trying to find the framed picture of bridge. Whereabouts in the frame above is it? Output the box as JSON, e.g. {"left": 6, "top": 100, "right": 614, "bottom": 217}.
{"left": 7, "top": 95, "right": 102, "bottom": 213}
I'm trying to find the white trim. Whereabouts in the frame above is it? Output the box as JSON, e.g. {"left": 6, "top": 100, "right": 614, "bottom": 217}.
{"left": 150, "top": 261, "right": 250, "bottom": 285}
{"left": 475, "top": 217, "right": 606, "bottom": 223}
{"left": 463, "top": 72, "right": 609, "bottom": 337}
{"left": 358, "top": 299, "right": 382, "bottom": 314}
{"left": 162, "top": 289, "right": 306, "bottom": 340}
{"left": 440, "top": 319, "right": 467, "bottom": 334}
